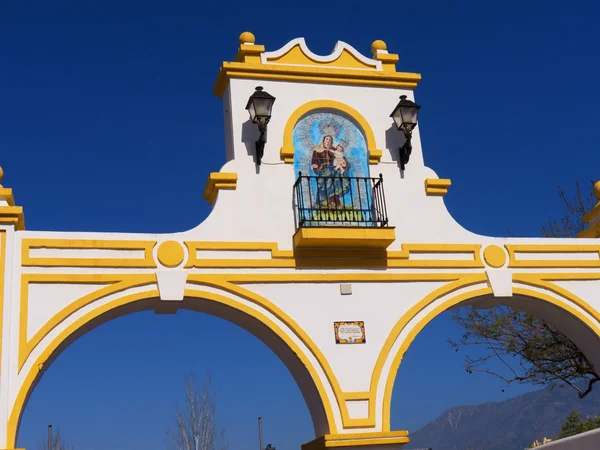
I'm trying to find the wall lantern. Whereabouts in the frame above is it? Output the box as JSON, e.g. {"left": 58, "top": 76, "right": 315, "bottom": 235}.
{"left": 390, "top": 95, "right": 421, "bottom": 171}
{"left": 245, "top": 86, "right": 276, "bottom": 165}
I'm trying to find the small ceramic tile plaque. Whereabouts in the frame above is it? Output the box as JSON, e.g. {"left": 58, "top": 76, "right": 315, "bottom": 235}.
{"left": 334, "top": 321, "right": 366, "bottom": 344}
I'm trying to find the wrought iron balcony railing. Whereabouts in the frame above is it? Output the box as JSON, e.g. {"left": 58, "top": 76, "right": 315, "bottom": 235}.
{"left": 293, "top": 173, "right": 389, "bottom": 228}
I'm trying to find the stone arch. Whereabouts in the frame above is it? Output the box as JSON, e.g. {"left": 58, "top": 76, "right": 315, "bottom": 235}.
{"left": 380, "top": 280, "right": 600, "bottom": 431}
{"left": 8, "top": 284, "right": 336, "bottom": 448}
{"left": 280, "top": 99, "right": 383, "bottom": 164}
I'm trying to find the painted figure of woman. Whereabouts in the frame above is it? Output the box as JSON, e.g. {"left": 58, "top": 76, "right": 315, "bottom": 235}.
{"left": 311, "top": 135, "right": 350, "bottom": 208}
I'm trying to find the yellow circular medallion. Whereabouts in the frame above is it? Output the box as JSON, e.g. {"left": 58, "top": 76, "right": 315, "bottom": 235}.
{"left": 483, "top": 245, "right": 506, "bottom": 268}
{"left": 157, "top": 241, "right": 185, "bottom": 268}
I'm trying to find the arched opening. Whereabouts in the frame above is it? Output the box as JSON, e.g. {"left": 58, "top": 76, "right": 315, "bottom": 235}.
{"left": 387, "top": 286, "right": 600, "bottom": 449}
{"left": 12, "top": 290, "right": 331, "bottom": 449}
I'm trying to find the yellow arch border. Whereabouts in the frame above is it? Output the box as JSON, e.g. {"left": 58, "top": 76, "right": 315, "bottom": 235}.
{"left": 7, "top": 286, "right": 340, "bottom": 448}
{"left": 379, "top": 279, "right": 600, "bottom": 431}
{"left": 17, "top": 270, "right": 486, "bottom": 432}
{"left": 18, "top": 274, "right": 158, "bottom": 371}
{"left": 0, "top": 230, "right": 6, "bottom": 374}
{"left": 280, "top": 100, "right": 383, "bottom": 165}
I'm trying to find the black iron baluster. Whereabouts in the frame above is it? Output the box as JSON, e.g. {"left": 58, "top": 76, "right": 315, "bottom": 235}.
{"left": 294, "top": 174, "right": 388, "bottom": 229}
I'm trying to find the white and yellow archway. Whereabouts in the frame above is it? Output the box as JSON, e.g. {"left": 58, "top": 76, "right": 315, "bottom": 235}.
{"left": 1, "top": 33, "right": 600, "bottom": 450}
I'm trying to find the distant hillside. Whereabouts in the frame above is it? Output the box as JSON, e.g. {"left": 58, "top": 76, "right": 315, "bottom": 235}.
{"left": 407, "top": 384, "right": 600, "bottom": 450}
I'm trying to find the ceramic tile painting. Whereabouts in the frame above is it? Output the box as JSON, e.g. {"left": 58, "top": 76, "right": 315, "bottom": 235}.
{"left": 293, "top": 111, "right": 371, "bottom": 224}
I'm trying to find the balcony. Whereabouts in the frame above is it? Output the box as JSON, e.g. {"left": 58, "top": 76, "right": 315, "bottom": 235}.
{"left": 293, "top": 173, "right": 396, "bottom": 249}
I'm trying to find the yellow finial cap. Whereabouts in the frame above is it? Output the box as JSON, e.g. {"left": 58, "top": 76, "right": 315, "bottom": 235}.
{"left": 594, "top": 181, "right": 600, "bottom": 200}
{"left": 371, "top": 40, "right": 387, "bottom": 54}
{"left": 0, "top": 166, "right": 4, "bottom": 186}
{"left": 239, "top": 32, "right": 256, "bottom": 45}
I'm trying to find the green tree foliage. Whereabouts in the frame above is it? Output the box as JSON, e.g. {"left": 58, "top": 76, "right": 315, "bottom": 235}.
{"left": 557, "top": 410, "right": 600, "bottom": 439}
{"left": 451, "top": 182, "right": 600, "bottom": 398}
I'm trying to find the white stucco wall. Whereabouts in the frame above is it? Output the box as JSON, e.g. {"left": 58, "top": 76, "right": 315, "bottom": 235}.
{"left": 0, "top": 37, "right": 599, "bottom": 450}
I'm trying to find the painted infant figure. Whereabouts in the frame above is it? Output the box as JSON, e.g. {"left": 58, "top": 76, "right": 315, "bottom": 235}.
{"left": 330, "top": 145, "right": 348, "bottom": 174}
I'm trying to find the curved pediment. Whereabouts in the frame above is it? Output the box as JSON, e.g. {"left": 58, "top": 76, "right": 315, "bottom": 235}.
{"left": 213, "top": 33, "right": 419, "bottom": 98}
{"left": 262, "top": 38, "right": 382, "bottom": 71}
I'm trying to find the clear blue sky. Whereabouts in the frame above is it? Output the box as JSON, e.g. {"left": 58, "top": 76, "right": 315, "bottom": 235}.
{"left": 1, "top": 1, "right": 599, "bottom": 449}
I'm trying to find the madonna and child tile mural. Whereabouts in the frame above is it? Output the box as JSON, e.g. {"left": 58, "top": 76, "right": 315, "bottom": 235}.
{"left": 293, "top": 111, "right": 373, "bottom": 226}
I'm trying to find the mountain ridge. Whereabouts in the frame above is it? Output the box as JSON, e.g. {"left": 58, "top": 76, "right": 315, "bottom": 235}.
{"left": 406, "top": 384, "right": 600, "bottom": 450}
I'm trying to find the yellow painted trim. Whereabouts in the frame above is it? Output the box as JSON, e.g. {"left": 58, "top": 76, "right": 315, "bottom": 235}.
{"left": 512, "top": 274, "right": 600, "bottom": 320}
{"left": 7, "top": 286, "right": 341, "bottom": 447}
{"left": 202, "top": 172, "right": 238, "bottom": 205}
{"left": 156, "top": 241, "right": 185, "bottom": 268}
{"left": 293, "top": 227, "right": 396, "bottom": 249}
{"left": 582, "top": 203, "right": 600, "bottom": 224}
{"left": 280, "top": 100, "right": 384, "bottom": 165}
{"left": 328, "top": 431, "right": 409, "bottom": 439}
{"left": 0, "top": 206, "right": 25, "bottom": 230}
{"left": 506, "top": 244, "right": 600, "bottom": 268}
{"left": 380, "top": 280, "right": 600, "bottom": 431}
{"left": 21, "top": 239, "right": 157, "bottom": 268}
{"left": 373, "top": 53, "right": 400, "bottom": 73}
{"left": 483, "top": 245, "right": 507, "bottom": 268}
{"left": 183, "top": 241, "right": 485, "bottom": 269}
{"left": 264, "top": 43, "right": 379, "bottom": 71}
{"left": 577, "top": 221, "right": 600, "bottom": 238}
{"left": 302, "top": 432, "right": 410, "bottom": 450}
{"left": 0, "top": 188, "right": 16, "bottom": 206}
{"left": 424, "top": 178, "right": 452, "bottom": 196}
{"left": 235, "top": 44, "right": 265, "bottom": 63}
{"left": 213, "top": 62, "right": 421, "bottom": 98}
{"left": 0, "top": 231, "right": 6, "bottom": 373}
{"left": 18, "top": 274, "right": 157, "bottom": 371}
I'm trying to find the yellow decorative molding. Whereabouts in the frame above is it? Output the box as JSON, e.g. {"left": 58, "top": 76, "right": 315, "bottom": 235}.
{"left": 371, "top": 40, "right": 400, "bottom": 73}
{"left": 156, "top": 241, "right": 185, "bottom": 268}
{"left": 213, "top": 63, "right": 421, "bottom": 98}
{"left": 302, "top": 431, "right": 410, "bottom": 450}
{"left": 214, "top": 35, "right": 418, "bottom": 97}
{"left": 582, "top": 203, "right": 600, "bottom": 224}
{"left": 18, "top": 274, "right": 157, "bottom": 371}
{"left": 0, "top": 188, "right": 16, "bottom": 206}
{"left": 506, "top": 244, "right": 600, "bottom": 268}
{"left": 183, "top": 241, "right": 485, "bottom": 269}
{"left": 293, "top": 227, "right": 396, "bottom": 249}
{"left": 579, "top": 182, "right": 600, "bottom": 237}
{"left": 0, "top": 206, "right": 25, "bottom": 230}
{"left": 425, "top": 178, "right": 452, "bottom": 196}
{"left": 380, "top": 279, "right": 600, "bottom": 430}
{"left": 202, "top": 172, "right": 238, "bottom": 205}
{"left": 577, "top": 221, "right": 600, "bottom": 238}
{"left": 483, "top": 245, "right": 507, "bottom": 268}
{"left": 9, "top": 288, "right": 160, "bottom": 447}
{"left": 21, "top": 239, "right": 157, "bottom": 268}
{"left": 0, "top": 231, "right": 5, "bottom": 373}
{"left": 265, "top": 44, "right": 378, "bottom": 71}
{"left": 0, "top": 168, "right": 25, "bottom": 230}
{"left": 280, "top": 100, "right": 383, "bottom": 164}
{"left": 8, "top": 286, "right": 342, "bottom": 447}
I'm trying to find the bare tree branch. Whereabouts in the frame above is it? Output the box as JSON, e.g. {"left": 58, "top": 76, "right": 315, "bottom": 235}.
{"left": 166, "top": 374, "right": 227, "bottom": 450}
{"left": 38, "top": 428, "right": 74, "bottom": 450}
{"left": 451, "top": 182, "right": 600, "bottom": 398}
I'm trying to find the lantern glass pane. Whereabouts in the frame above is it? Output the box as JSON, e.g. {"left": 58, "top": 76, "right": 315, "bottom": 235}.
{"left": 391, "top": 107, "right": 404, "bottom": 129}
{"left": 400, "top": 105, "right": 419, "bottom": 126}
{"left": 248, "top": 102, "right": 257, "bottom": 121}
{"left": 253, "top": 97, "right": 273, "bottom": 117}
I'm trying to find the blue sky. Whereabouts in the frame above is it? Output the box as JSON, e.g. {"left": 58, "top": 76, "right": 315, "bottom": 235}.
{"left": 1, "top": 1, "right": 599, "bottom": 449}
